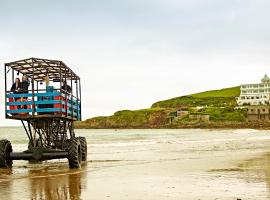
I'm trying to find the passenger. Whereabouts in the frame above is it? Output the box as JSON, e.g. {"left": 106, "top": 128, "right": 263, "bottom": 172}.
{"left": 21, "top": 75, "right": 30, "bottom": 93}
{"left": 10, "top": 78, "right": 21, "bottom": 94}
{"left": 11, "top": 78, "right": 21, "bottom": 102}
{"left": 62, "top": 80, "right": 72, "bottom": 93}
{"left": 45, "top": 74, "right": 49, "bottom": 87}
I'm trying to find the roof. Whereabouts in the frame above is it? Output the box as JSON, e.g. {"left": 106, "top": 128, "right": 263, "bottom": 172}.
{"left": 261, "top": 74, "right": 270, "bottom": 83}
{"left": 5, "top": 57, "right": 79, "bottom": 81}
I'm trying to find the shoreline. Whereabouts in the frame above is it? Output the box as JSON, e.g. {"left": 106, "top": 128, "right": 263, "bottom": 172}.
{"left": 75, "top": 121, "right": 270, "bottom": 130}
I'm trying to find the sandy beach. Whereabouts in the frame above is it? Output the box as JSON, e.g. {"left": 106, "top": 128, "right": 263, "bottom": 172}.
{"left": 1, "top": 128, "right": 270, "bottom": 200}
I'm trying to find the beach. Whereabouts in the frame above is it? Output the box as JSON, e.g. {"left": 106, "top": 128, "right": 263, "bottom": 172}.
{"left": 1, "top": 128, "right": 270, "bottom": 199}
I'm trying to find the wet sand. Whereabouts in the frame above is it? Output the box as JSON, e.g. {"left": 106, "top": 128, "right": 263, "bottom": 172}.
{"left": 1, "top": 129, "right": 270, "bottom": 200}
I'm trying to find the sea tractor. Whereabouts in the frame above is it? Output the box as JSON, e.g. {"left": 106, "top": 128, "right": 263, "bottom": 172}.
{"left": 0, "top": 58, "right": 86, "bottom": 168}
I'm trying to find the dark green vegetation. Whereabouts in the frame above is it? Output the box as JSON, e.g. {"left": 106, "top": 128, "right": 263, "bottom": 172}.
{"left": 76, "top": 108, "right": 168, "bottom": 129}
{"left": 75, "top": 86, "right": 249, "bottom": 129}
{"left": 188, "top": 107, "right": 246, "bottom": 122}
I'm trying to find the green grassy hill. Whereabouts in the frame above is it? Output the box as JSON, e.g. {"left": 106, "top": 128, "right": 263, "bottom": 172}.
{"left": 191, "top": 86, "right": 240, "bottom": 98}
{"left": 75, "top": 86, "right": 244, "bottom": 129}
{"left": 151, "top": 86, "right": 240, "bottom": 108}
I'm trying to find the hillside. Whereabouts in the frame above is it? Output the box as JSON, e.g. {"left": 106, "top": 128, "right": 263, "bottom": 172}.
{"left": 190, "top": 86, "right": 240, "bottom": 98}
{"left": 75, "top": 86, "right": 245, "bottom": 129}
{"left": 151, "top": 86, "right": 240, "bottom": 108}
{"left": 75, "top": 108, "right": 169, "bottom": 129}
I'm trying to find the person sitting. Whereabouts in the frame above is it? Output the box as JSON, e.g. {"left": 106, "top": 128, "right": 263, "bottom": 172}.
{"left": 61, "top": 80, "right": 72, "bottom": 93}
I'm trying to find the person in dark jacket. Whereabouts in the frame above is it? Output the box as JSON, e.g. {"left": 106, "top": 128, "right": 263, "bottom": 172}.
{"left": 21, "top": 75, "right": 30, "bottom": 93}
{"left": 10, "top": 78, "right": 21, "bottom": 101}
{"left": 61, "top": 80, "right": 72, "bottom": 93}
{"left": 11, "top": 78, "right": 21, "bottom": 93}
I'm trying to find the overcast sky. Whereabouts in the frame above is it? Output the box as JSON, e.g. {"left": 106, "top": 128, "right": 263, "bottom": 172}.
{"left": 0, "top": 0, "right": 270, "bottom": 126}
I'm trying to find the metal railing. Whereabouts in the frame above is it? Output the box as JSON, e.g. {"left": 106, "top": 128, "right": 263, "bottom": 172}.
{"left": 6, "top": 89, "right": 81, "bottom": 120}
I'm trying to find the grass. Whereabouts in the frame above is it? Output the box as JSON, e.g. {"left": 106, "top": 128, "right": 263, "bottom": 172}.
{"left": 112, "top": 108, "right": 166, "bottom": 127}
{"left": 191, "top": 86, "right": 240, "bottom": 98}
{"left": 190, "top": 107, "right": 246, "bottom": 122}
{"left": 151, "top": 86, "right": 240, "bottom": 108}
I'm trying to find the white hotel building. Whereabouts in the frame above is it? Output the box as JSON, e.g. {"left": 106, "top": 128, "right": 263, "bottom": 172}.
{"left": 237, "top": 74, "right": 270, "bottom": 106}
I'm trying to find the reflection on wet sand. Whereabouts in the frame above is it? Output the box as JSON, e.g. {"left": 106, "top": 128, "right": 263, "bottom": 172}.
{"left": 262, "top": 153, "right": 270, "bottom": 194}
{"left": 0, "top": 169, "right": 12, "bottom": 200}
{"left": 240, "top": 152, "right": 270, "bottom": 192}
{"left": 28, "top": 164, "right": 87, "bottom": 200}
{"left": 0, "top": 163, "right": 88, "bottom": 200}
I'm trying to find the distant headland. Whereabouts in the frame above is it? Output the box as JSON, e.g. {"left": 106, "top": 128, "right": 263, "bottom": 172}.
{"left": 75, "top": 75, "right": 270, "bottom": 129}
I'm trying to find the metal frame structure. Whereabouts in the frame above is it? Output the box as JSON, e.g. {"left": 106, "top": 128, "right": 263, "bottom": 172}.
{"left": 5, "top": 57, "right": 82, "bottom": 120}
{"left": 1, "top": 58, "right": 85, "bottom": 167}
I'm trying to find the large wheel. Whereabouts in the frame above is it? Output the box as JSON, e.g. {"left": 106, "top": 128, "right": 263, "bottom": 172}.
{"left": 77, "top": 137, "right": 87, "bottom": 161}
{"left": 0, "top": 139, "right": 13, "bottom": 168}
{"left": 67, "top": 138, "right": 82, "bottom": 168}
{"left": 63, "top": 139, "right": 70, "bottom": 151}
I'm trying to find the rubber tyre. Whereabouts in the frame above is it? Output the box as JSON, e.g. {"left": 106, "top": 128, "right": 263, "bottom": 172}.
{"left": 67, "top": 138, "right": 82, "bottom": 168}
{"left": 77, "top": 137, "right": 87, "bottom": 161}
{"left": 0, "top": 139, "right": 13, "bottom": 168}
{"left": 63, "top": 139, "right": 70, "bottom": 151}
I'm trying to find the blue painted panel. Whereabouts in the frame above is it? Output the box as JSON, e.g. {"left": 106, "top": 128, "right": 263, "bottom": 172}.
{"left": 36, "top": 108, "right": 62, "bottom": 113}
{"left": 35, "top": 100, "right": 61, "bottom": 105}
{"left": 7, "top": 101, "right": 33, "bottom": 106}
{"left": 7, "top": 100, "right": 61, "bottom": 106}
{"left": 6, "top": 92, "right": 81, "bottom": 120}
{"left": 7, "top": 93, "right": 32, "bottom": 98}
{"left": 67, "top": 103, "right": 80, "bottom": 110}
{"left": 46, "top": 86, "right": 54, "bottom": 92}
{"left": 7, "top": 109, "right": 33, "bottom": 114}
{"left": 7, "top": 92, "right": 61, "bottom": 98}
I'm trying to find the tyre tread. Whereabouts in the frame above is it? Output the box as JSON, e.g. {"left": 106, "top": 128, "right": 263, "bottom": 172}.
{"left": 0, "top": 139, "right": 13, "bottom": 168}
